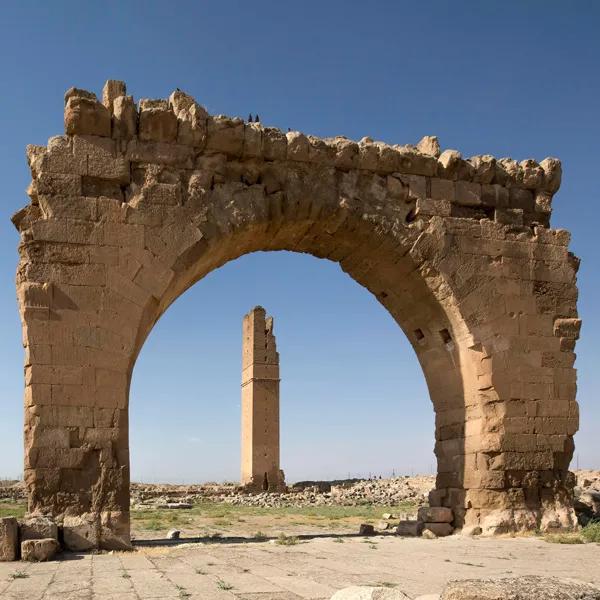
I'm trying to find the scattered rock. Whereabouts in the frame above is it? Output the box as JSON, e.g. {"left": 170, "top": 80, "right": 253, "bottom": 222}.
{"left": 167, "top": 529, "right": 181, "bottom": 539}
{"left": 21, "top": 538, "right": 59, "bottom": 562}
{"left": 440, "top": 576, "right": 600, "bottom": 599}
{"left": 330, "top": 586, "right": 410, "bottom": 599}
{"left": 359, "top": 524, "right": 375, "bottom": 536}
{"left": 377, "top": 521, "right": 391, "bottom": 530}
{"left": 422, "top": 529, "right": 437, "bottom": 539}
{"left": 0, "top": 517, "right": 18, "bottom": 561}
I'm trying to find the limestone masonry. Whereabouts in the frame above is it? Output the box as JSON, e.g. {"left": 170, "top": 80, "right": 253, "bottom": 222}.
{"left": 13, "top": 80, "right": 581, "bottom": 549}
{"left": 241, "top": 307, "right": 285, "bottom": 491}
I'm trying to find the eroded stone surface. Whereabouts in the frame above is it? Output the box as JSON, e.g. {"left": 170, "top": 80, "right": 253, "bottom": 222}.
{"left": 441, "top": 576, "right": 600, "bottom": 600}
{"left": 15, "top": 80, "right": 581, "bottom": 548}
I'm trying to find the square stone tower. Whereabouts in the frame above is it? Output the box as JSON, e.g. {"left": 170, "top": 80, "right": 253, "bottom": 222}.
{"left": 241, "top": 306, "right": 286, "bottom": 491}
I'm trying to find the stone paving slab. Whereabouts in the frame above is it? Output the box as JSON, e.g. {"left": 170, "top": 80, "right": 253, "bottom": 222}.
{"left": 0, "top": 536, "right": 599, "bottom": 599}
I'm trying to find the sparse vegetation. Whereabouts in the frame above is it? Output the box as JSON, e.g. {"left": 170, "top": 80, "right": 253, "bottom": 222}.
{"left": 276, "top": 532, "right": 299, "bottom": 546}
{"left": 581, "top": 521, "right": 600, "bottom": 543}
{"left": 544, "top": 522, "right": 600, "bottom": 545}
{"left": 545, "top": 533, "right": 584, "bottom": 544}
{"left": 9, "top": 571, "right": 29, "bottom": 580}
{"left": 216, "top": 579, "right": 233, "bottom": 590}
{"left": 253, "top": 530, "right": 267, "bottom": 540}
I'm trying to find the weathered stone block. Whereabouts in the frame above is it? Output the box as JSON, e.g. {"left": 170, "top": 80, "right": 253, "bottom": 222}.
{"left": 20, "top": 515, "right": 58, "bottom": 541}
{"left": 0, "top": 517, "right": 18, "bottom": 561}
{"left": 102, "top": 80, "right": 126, "bottom": 111}
{"left": 540, "top": 157, "right": 562, "bottom": 193}
{"left": 262, "top": 127, "right": 287, "bottom": 160}
{"left": 395, "top": 520, "right": 422, "bottom": 536}
{"left": 65, "top": 95, "right": 111, "bottom": 137}
{"left": 430, "top": 178, "right": 455, "bottom": 202}
{"left": 455, "top": 181, "right": 481, "bottom": 206}
{"left": 553, "top": 318, "right": 581, "bottom": 339}
{"left": 138, "top": 99, "right": 177, "bottom": 143}
{"left": 63, "top": 514, "right": 99, "bottom": 551}
{"left": 112, "top": 95, "right": 138, "bottom": 140}
{"left": 206, "top": 116, "right": 244, "bottom": 155}
{"left": 418, "top": 506, "right": 454, "bottom": 523}
{"left": 495, "top": 208, "right": 523, "bottom": 227}
{"left": 21, "top": 538, "right": 59, "bottom": 562}
{"left": 286, "top": 131, "right": 310, "bottom": 161}
{"left": 359, "top": 523, "right": 376, "bottom": 536}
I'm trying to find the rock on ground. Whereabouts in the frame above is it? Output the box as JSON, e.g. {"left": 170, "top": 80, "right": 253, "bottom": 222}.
{"left": 21, "top": 538, "right": 60, "bottom": 562}
{"left": 441, "top": 576, "right": 600, "bottom": 600}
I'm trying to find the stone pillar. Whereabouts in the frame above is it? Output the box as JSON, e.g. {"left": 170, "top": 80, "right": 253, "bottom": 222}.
{"left": 241, "top": 307, "right": 285, "bottom": 491}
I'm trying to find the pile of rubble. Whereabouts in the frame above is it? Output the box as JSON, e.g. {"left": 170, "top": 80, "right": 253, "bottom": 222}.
{"left": 130, "top": 475, "right": 435, "bottom": 510}
{"left": 0, "top": 480, "right": 25, "bottom": 502}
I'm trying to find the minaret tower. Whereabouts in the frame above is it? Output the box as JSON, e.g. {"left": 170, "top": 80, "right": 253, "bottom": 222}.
{"left": 240, "top": 307, "right": 285, "bottom": 491}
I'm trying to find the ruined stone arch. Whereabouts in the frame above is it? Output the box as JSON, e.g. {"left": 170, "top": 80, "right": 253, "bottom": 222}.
{"left": 14, "top": 80, "right": 581, "bottom": 549}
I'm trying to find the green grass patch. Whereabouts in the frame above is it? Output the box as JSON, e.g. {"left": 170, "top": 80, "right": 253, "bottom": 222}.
{"left": 0, "top": 502, "right": 27, "bottom": 519}
{"left": 130, "top": 500, "right": 418, "bottom": 533}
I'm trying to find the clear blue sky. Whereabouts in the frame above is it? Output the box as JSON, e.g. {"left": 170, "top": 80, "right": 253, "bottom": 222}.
{"left": 0, "top": 1, "right": 598, "bottom": 483}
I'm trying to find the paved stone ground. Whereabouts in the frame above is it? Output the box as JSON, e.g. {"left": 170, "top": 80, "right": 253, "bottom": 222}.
{"left": 0, "top": 535, "right": 598, "bottom": 599}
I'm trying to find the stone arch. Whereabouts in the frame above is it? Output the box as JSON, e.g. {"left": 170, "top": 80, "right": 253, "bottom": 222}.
{"left": 14, "top": 80, "right": 580, "bottom": 549}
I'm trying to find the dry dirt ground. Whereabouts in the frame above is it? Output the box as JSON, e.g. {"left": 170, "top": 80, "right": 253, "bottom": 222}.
{"left": 0, "top": 535, "right": 599, "bottom": 600}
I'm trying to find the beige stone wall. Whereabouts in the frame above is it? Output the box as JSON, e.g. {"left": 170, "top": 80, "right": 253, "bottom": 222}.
{"left": 241, "top": 307, "right": 284, "bottom": 491}
{"left": 13, "top": 80, "right": 580, "bottom": 548}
